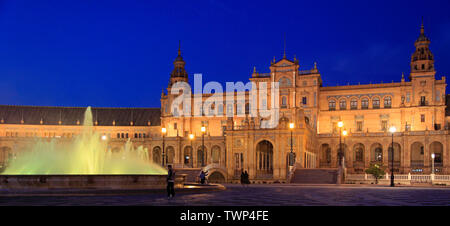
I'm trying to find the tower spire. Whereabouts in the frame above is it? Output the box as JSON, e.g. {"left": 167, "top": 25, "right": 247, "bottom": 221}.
{"left": 283, "top": 34, "right": 286, "bottom": 59}
{"left": 410, "top": 20, "right": 434, "bottom": 73}
{"left": 420, "top": 18, "right": 424, "bottom": 35}
{"left": 178, "top": 40, "right": 181, "bottom": 56}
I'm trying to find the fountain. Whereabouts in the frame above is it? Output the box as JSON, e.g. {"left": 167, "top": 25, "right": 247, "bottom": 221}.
{"left": 0, "top": 107, "right": 185, "bottom": 190}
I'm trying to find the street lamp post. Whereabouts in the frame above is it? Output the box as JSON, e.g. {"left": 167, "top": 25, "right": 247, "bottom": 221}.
{"left": 189, "top": 134, "right": 195, "bottom": 167}
{"left": 389, "top": 126, "right": 396, "bottom": 187}
{"left": 431, "top": 153, "right": 435, "bottom": 175}
{"left": 337, "top": 121, "right": 344, "bottom": 166}
{"left": 161, "top": 127, "right": 166, "bottom": 167}
{"left": 201, "top": 126, "right": 206, "bottom": 167}
{"left": 289, "top": 123, "right": 295, "bottom": 167}
{"left": 342, "top": 129, "right": 348, "bottom": 167}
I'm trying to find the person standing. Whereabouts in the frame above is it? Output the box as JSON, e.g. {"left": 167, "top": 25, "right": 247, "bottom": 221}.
{"left": 199, "top": 170, "right": 206, "bottom": 185}
{"left": 244, "top": 170, "right": 250, "bottom": 187}
{"left": 240, "top": 169, "right": 245, "bottom": 187}
{"left": 167, "top": 165, "right": 175, "bottom": 199}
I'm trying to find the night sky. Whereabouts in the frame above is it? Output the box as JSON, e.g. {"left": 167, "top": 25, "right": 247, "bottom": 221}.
{"left": 0, "top": 0, "right": 449, "bottom": 108}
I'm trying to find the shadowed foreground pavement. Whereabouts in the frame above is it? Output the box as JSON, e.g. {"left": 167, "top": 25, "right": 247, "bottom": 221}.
{"left": 1, "top": 184, "right": 450, "bottom": 206}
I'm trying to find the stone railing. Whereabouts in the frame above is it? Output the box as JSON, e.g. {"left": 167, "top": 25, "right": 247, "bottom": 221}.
{"left": 346, "top": 173, "right": 450, "bottom": 185}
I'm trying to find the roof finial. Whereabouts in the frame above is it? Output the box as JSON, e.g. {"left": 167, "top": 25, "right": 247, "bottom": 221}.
{"left": 314, "top": 62, "right": 317, "bottom": 70}
{"left": 420, "top": 17, "right": 424, "bottom": 35}
{"left": 253, "top": 66, "right": 256, "bottom": 73}
{"left": 178, "top": 40, "right": 181, "bottom": 56}
{"left": 401, "top": 72, "right": 405, "bottom": 82}
{"left": 283, "top": 33, "right": 286, "bottom": 59}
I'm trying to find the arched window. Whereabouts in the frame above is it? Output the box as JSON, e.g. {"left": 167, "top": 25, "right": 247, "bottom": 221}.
{"left": 281, "top": 96, "right": 287, "bottom": 108}
{"left": 278, "top": 77, "right": 292, "bottom": 87}
{"left": 329, "top": 100, "right": 336, "bottom": 110}
{"left": 372, "top": 97, "right": 380, "bottom": 109}
{"left": 350, "top": 99, "right": 358, "bottom": 109}
{"left": 384, "top": 96, "right": 392, "bottom": 108}
{"left": 339, "top": 99, "right": 347, "bottom": 110}
{"left": 361, "top": 98, "right": 369, "bottom": 109}
{"left": 152, "top": 146, "right": 161, "bottom": 165}
{"left": 211, "top": 146, "right": 221, "bottom": 164}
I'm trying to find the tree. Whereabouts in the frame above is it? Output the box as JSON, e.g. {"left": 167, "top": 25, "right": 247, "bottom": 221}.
{"left": 365, "top": 164, "right": 385, "bottom": 184}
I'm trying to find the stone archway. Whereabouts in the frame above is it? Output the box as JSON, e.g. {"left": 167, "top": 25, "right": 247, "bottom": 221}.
{"left": 430, "top": 141, "right": 443, "bottom": 169}
{"left": 353, "top": 143, "right": 365, "bottom": 163}
{"left": 320, "top": 143, "right": 331, "bottom": 166}
{"left": 256, "top": 140, "right": 273, "bottom": 178}
{"left": 370, "top": 143, "right": 383, "bottom": 163}
{"left": 208, "top": 171, "right": 226, "bottom": 183}
{"left": 183, "top": 146, "right": 193, "bottom": 167}
{"left": 410, "top": 142, "right": 424, "bottom": 168}
{"left": 152, "top": 146, "right": 161, "bottom": 165}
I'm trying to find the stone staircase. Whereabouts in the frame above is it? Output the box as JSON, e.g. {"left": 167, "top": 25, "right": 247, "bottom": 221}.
{"left": 290, "top": 168, "right": 339, "bottom": 184}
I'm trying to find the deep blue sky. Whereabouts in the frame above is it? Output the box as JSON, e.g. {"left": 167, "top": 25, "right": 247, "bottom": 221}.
{"left": 0, "top": 0, "right": 449, "bottom": 108}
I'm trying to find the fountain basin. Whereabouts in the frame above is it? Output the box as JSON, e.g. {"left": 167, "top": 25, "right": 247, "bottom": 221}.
{"left": 0, "top": 174, "right": 186, "bottom": 190}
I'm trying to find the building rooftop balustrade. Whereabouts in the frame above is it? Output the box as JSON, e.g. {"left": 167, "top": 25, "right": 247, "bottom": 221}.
{"left": 318, "top": 130, "right": 448, "bottom": 138}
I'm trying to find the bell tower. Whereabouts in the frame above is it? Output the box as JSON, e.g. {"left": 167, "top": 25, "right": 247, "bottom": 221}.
{"left": 169, "top": 42, "right": 188, "bottom": 88}
{"left": 410, "top": 22, "right": 435, "bottom": 77}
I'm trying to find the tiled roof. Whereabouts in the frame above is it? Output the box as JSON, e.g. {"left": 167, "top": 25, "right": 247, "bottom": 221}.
{"left": 0, "top": 105, "right": 161, "bottom": 126}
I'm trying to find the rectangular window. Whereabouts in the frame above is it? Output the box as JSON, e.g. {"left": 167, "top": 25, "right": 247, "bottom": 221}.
{"left": 421, "top": 114, "right": 425, "bottom": 123}
{"left": 356, "top": 121, "right": 363, "bottom": 132}
{"left": 173, "top": 123, "right": 177, "bottom": 130}
{"left": 302, "top": 97, "right": 307, "bottom": 105}
{"left": 381, "top": 120, "right": 387, "bottom": 131}
{"left": 420, "top": 96, "right": 426, "bottom": 106}
{"left": 332, "top": 122, "right": 338, "bottom": 134}
{"left": 406, "top": 93, "right": 410, "bottom": 103}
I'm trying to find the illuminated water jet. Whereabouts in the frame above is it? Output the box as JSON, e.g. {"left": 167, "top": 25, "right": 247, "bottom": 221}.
{"left": 1, "top": 107, "right": 166, "bottom": 175}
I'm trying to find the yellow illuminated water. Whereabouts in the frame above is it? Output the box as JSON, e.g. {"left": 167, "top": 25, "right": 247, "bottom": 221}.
{"left": 1, "top": 107, "right": 166, "bottom": 175}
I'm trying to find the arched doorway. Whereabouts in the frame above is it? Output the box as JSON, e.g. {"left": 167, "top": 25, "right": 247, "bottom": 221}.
{"left": 353, "top": 143, "right": 365, "bottom": 171}
{"left": 208, "top": 171, "right": 226, "bottom": 183}
{"left": 256, "top": 140, "right": 273, "bottom": 178}
{"left": 211, "top": 145, "right": 221, "bottom": 164}
{"left": 152, "top": 146, "right": 161, "bottom": 165}
{"left": 166, "top": 146, "right": 175, "bottom": 165}
{"left": 353, "top": 143, "right": 365, "bottom": 163}
{"left": 197, "top": 146, "right": 207, "bottom": 167}
{"left": 183, "top": 146, "right": 193, "bottom": 167}
{"left": 320, "top": 144, "right": 331, "bottom": 167}
{"left": 430, "top": 141, "right": 443, "bottom": 172}
{"left": 410, "top": 142, "right": 424, "bottom": 169}
{"left": 370, "top": 143, "right": 383, "bottom": 163}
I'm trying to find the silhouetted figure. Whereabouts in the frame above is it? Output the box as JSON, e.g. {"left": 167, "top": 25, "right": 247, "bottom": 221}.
{"left": 240, "top": 169, "right": 245, "bottom": 187}
{"left": 243, "top": 170, "right": 250, "bottom": 187}
{"left": 199, "top": 170, "right": 206, "bottom": 184}
{"left": 167, "top": 165, "right": 175, "bottom": 199}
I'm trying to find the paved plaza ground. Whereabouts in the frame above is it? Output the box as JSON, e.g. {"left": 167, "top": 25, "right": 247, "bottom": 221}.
{"left": 1, "top": 184, "right": 450, "bottom": 206}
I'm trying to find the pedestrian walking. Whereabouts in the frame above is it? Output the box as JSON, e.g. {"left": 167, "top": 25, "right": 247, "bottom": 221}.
{"left": 167, "top": 165, "right": 175, "bottom": 199}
